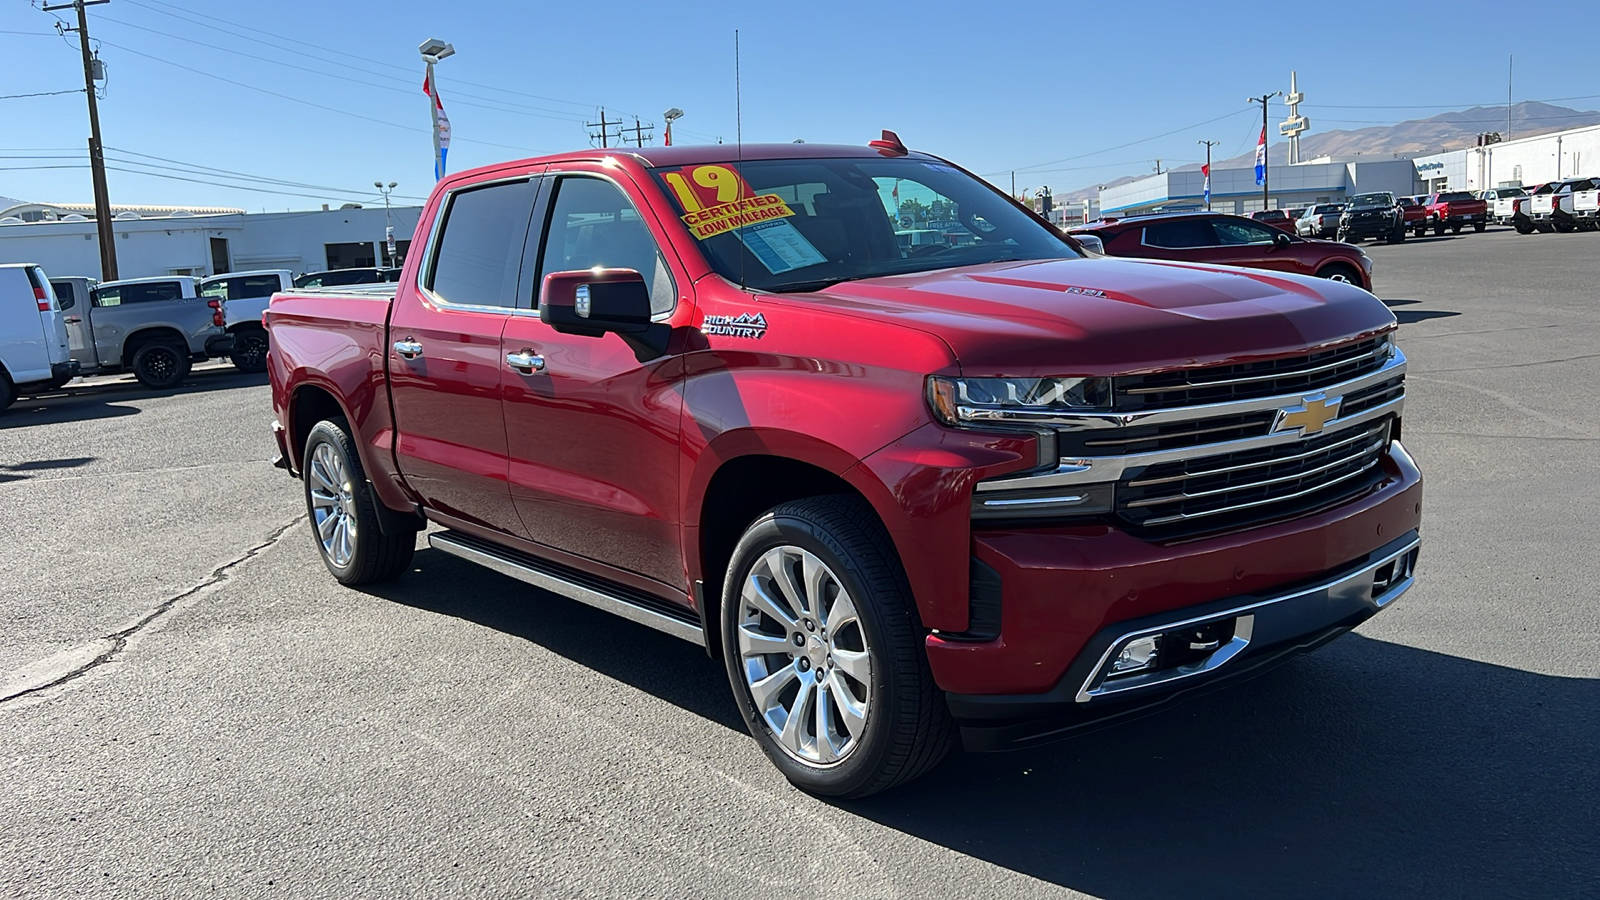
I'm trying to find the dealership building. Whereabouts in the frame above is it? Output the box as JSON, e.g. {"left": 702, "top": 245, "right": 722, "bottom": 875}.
{"left": 1410, "top": 123, "right": 1600, "bottom": 192}
{"left": 0, "top": 202, "right": 424, "bottom": 281}
{"left": 1098, "top": 158, "right": 1423, "bottom": 218}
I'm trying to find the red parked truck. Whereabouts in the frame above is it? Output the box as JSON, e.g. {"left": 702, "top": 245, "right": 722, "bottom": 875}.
{"left": 267, "top": 138, "right": 1422, "bottom": 797}
{"left": 1423, "top": 191, "right": 1489, "bottom": 235}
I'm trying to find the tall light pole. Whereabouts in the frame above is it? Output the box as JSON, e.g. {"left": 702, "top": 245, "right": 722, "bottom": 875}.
{"left": 663, "top": 108, "right": 684, "bottom": 147}
{"left": 1249, "top": 91, "right": 1282, "bottom": 211}
{"left": 44, "top": 0, "right": 117, "bottom": 281}
{"left": 419, "top": 38, "right": 454, "bottom": 181}
{"left": 1198, "top": 140, "right": 1219, "bottom": 211}
{"left": 375, "top": 181, "right": 397, "bottom": 265}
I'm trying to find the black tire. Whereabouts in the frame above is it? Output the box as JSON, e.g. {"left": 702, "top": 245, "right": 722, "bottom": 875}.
{"left": 229, "top": 327, "right": 269, "bottom": 374}
{"left": 302, "top": 418, "right": 416, "bottom": 586}
{"left": 1473, "top": 222, "right": 1486, "bottom": 233}
{"left": 1451, "top": 223, "right": 1463, "bottom": 234}
{"left": 1317, "top": 263, "right": 1363, "bottom": 287}
{"left": 1516, "top": 222, "right": 1534, "bottom": 234}
{"left": 130, "top": 341, "right": 190, "bottom": 389}
{"left": 1390, "top": 224, "right": 1406, "bottom": 244}
{"left": 1433, "top": 223, "right": 1446, "bottom": 236}
{"left": 720, "top": 495, "right": 953, "bottom": 798}
{"left": 1554, "top": 221, "right": 1575, "bottom": 234}
{"left": 0, "top": 368, "right": 16, "bottom": 412}
{"left": 1414, "top": 226, "right": 1427, "bottom": 238}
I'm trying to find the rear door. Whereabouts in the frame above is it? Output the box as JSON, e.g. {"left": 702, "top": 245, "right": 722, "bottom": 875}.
{"left": 498, "top": 166, "right": 691, "bottom": 590}
{"left": 388, "top": 175, "right": 539, "bottom": 534}
{"left": 25, "top": 267, "right": 70, "bottom": 368}
{"left": 1135, "top": 218, "right": 1221, "bottom": 262}
{"left": 0, "top": 267, "right": 52, "bottom": 382}
{"left": 52, "top": 279, "right": 98, "bottom": 367}
{"left": 1207, "top": 218, "right": 1303, "bottom": 274}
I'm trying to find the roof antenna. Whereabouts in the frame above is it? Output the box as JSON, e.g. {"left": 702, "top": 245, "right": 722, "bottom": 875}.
{"left": 735, "top": 28, "right": 746, "bottom": 291}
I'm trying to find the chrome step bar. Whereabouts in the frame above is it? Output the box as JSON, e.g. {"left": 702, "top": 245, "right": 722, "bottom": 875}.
{"left": 428, "top": 531, "right": 706, "bottom": 647}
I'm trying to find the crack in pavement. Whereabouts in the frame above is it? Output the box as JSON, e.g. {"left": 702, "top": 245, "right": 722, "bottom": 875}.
{"left": 0, "top": 515, "right": 306, "bottom": 706}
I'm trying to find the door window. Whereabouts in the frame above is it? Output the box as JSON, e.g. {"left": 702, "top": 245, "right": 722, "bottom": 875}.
{"left": 427, "top": 180, "right": 534, "bottom": 309}
{"left": 1142, "top": 219, "right": 1216, "bottom": 248}
{"left": 1212, "top": 220, "right": 1279, "bottom": 246}
{"left": 93, "top": 281, "right": 183, "bottom": 307}
{"left": 539, "top": 176, "right": 675, "bottom": 316}
{"left": 52, "top": 281, "right": 76, "bottom": 310}
{"left": 231, "top": 275, "right": 283, "bottom": 300}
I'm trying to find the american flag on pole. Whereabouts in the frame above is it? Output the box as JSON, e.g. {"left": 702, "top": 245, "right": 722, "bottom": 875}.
{"left": 1202, "top": 163, "right": 1211, "bottom": 205}
{"left": 424, "top": 73, "right": 452, "bottom": 180}
{"left": 1254, "top": 126, "right": 1267, "bottom": 186}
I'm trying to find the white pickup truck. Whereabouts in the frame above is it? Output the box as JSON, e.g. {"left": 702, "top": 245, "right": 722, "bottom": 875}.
{"left": 1572, "top": 179, "right": 1600, "bottom": 230}
{"left": 1479, "top": 186, "right": 1528, "bottom": 225}
{"left": 1520, "top": 178, "right": 1598, "bottom": 233}
{"left": 197, "top": 269, "right": 291, "bottom": 373}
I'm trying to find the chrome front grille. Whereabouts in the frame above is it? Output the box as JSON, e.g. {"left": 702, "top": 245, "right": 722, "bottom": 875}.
{"left": 1116, "top": 419, "right": 1391, "bottom": 530}
{"left": 1113, "top": 336, "right": 1390, "bottom": 411}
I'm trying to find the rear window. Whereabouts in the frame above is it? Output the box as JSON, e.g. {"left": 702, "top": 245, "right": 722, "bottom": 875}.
{"left": 1438, "top": 192, "right": 1474, "bottom": 202}
{"left": 427, "top": 180, "right": 533, "bottom": 308}
{"left": 231, "top": 275, "right": 283, "bottom": 300}
{"left": 93, "top": 281, "right": 182, "bottom": 307}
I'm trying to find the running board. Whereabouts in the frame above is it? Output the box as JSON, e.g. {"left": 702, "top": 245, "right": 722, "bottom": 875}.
{"left": 428, "top": 530, "right": 706, "bottom": 647}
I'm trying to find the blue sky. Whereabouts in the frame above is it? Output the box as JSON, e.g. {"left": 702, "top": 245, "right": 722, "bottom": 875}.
{"left": 1, "top": 0, "right": 1586, "bottom": 211}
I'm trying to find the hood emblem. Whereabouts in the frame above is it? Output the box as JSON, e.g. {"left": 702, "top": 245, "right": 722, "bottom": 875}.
{"left": 703, "top": 312, "right": 768, "bottom": 339}
{"left": 1273, "top": 394, "right": 1342, "bottom": 436}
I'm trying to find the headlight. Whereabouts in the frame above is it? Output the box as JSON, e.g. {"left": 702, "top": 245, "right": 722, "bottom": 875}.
{"left": 927, "top": 375, "right": 1112, "bottom": 427}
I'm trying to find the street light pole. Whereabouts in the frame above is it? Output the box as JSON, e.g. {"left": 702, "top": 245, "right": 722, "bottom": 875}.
{"left": 663, "top": 108, "right": 684, "bottom": 147}
{"left": 44, "top": 0, "right": 117, "bottom": 281}
{"left": 419, "top": 38, "right": 454, "bottom": 181}
{"left": 375, "top": 181, "right": 397, "bottom": 265}
{"left": 1249, "top": 92, "right": 1282, "bottom": 212}
{"left": 1198, "top": 139, "right": 1219, "bottom": 212}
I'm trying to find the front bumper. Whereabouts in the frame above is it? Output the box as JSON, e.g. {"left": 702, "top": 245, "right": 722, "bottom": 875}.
{"left": 948, "top": 531, "right": 1419, "bottom": 750}
{"left": 1340, "top": 215, "right": 1399, "bottom": 237}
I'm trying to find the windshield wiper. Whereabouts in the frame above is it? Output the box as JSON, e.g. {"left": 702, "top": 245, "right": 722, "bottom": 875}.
{"left": 766, "top": 275, "right": 873, "bottom": 293}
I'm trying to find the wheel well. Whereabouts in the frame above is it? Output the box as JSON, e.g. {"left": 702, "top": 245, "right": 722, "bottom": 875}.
{"left": 698, "top": 455, "right": 865, "bottom": 658}
{"left": 1317, "top": 261, "right": 1364, "bottom": 288}
{"left": 288, "top": 385, "right": 345, "bottom": 470}
{"left": 121, "top": 327, "right": 186, "bottom": 364}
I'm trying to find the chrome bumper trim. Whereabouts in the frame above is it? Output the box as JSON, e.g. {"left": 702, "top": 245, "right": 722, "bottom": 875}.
{"left": 1074, "top": 535, "right": 1421, "bottom": 703}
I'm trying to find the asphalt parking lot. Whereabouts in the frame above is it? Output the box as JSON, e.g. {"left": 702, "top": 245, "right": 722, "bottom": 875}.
{"left": 2, "top": 228, "right": 1596, "bottom": 899}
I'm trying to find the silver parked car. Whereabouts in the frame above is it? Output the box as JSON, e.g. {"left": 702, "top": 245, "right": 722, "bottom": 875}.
{"left": 1296, "top": 204, "right": 1345, "bottom": 239}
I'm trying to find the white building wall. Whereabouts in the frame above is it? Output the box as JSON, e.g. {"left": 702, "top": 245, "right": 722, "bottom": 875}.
{"left": 0, "top": 205, "right": 424, "bottom": 280}
{"left": 1414, "top": 124, "right": 1600, "bottom": 191}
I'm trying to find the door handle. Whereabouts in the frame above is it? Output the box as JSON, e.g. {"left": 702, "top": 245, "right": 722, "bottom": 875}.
{"left": 393, "top": 339, "right": 423, "bottom": 359}
{"left": 65, "top": 317, "right": 81, "bottom": 324}
{"left": 505, "top": 350, "right": 545, "bottom": 373}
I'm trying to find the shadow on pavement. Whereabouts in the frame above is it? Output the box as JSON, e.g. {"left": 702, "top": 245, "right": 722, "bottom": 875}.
{"left": 0, "top": 366, "right": 265, "bottom": 429}
{"left": 1381, "top": 298, "right": 1461, "bottom": 325}
{"left": 370, "top": 548, "right": 1599, "bottom": 899}
{"left": 0, "top": 455, "right": 97, "bottom": 483}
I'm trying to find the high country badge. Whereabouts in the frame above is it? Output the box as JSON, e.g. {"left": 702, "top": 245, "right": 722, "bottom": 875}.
{"left": 703, "top": 312, "right": 768, "bottom": 339}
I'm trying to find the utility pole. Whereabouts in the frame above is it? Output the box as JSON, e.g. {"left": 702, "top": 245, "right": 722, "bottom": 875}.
{"left": 1198, "top": 140, "right": 1219, "bottom": 211}
{"left": 1153, "top": 159, "right": 1163, "bottom": 175}
{"left": 45, "top": 0, "right": 116, "bottom": 281}
{"left": 1249, "top": 91, "right": 1282, "bottom": 212}
{"left": 620, "top": 116, "right": 654, "bottom": 148}
{"left": 587, "top": 108, "right": 621, "bottom": 148}
{"left": 1011, "top": 171, "right": 1016, "bottom": 198}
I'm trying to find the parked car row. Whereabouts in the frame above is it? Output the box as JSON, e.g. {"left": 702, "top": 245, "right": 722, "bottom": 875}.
{"left": 1499, "top": 178, "right": 1600, "bottom": 234}
{"left": 1, "top": 263, "right": 406, "bottom": 411}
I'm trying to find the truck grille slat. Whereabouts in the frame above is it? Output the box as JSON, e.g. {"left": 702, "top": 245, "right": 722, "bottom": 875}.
{"left": 1114, "top": 336, "right": 1388, "bottom": 411}
{"left": 1116, "top": 419, "right": 1392, "bottom": 532}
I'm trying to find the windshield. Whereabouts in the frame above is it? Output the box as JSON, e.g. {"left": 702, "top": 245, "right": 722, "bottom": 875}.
{"left": 1349, "top": 193, "right": 1394, "bottom": 207}
{"left": 649, "top": 156, "right": 1077, "bottom": 292}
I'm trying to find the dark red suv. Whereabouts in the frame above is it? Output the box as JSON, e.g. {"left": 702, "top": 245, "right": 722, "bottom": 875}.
{"left": 1070, "top": 212, "right": 1374, "bottom": 290}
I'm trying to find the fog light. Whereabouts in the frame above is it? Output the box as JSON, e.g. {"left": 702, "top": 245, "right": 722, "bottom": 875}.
{"left": 1110, "top": 635, "right": 1161, "bottom": 675}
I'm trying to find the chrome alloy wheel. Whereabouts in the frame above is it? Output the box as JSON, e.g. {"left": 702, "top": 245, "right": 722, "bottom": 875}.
{"left": 307, "top": 442, "right": 357, "bottom": 568}
{"left": 738, "top": 546, "right": 872, "bottom": 765}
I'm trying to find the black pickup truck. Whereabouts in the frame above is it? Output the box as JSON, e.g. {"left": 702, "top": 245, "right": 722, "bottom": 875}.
{"left": 1337, "top": 192, "right": 1406, "bottom": 244}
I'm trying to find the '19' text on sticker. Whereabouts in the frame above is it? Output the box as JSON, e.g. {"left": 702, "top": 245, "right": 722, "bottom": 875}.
{"left": 663, "top": 164, "right": 797, "bottom": 240}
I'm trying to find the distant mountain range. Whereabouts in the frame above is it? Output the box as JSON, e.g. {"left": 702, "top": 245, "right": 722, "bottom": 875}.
{"left": 1058, "top": 101, "right": 1600, "bottom": 202}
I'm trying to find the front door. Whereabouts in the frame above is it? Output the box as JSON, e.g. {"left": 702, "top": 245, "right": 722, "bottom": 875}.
{"left": 1207, "top": 218, "right": 1300, "bottom": 275}
{"left": 499, "top": 169, "right": 690, "bottom": 589}
{"left": 388, "top": 176, "right": 537, "bottom": 535}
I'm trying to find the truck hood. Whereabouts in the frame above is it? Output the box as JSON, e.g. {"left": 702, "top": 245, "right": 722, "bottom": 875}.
{"left": 797, "top": 257, "right": 1393, "bottom": 376}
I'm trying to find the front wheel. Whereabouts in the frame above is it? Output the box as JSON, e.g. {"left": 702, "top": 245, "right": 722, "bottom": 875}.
{"left": 721, "top": 495, "right": 953, "bottom": 798}
{"left": 229, "top": 327, "right": 269, "bottom": 374}
{"left": 130, "top": 341, "right": 190, "bottom": 389}
{"left": 302, "top": 418, "right": 416, "bottom": 585}
{"left": 1317, "top": 263, "right": 1362, "bottom": 287}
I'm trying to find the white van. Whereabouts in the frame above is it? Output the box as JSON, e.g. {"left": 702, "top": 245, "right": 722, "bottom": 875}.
{"left": 0, "top": 263, "right": 75, "bottom": 412}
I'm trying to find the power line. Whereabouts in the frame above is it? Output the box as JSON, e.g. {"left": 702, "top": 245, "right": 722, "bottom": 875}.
{"left": 104, "top": 146, "right": 428, "bottom": 200}
{"left": 0, "top": 88, "right": 85, "bottom": 99}
{"left": 992, "top": 108, "right": 1256, "bottom": 176}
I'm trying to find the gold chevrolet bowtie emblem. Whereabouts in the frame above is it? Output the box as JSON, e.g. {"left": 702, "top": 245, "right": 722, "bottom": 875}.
{"left": 1274, "top": 395, "right": 1343, "bottom": 436}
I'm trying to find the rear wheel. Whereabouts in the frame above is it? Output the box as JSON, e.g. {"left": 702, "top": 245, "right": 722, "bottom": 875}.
{"left": 1516, "top": 222, "right": 1535, "bottom": 234}
{"left": 229, "top": 327, "right": 269, "bottom": 374}
{"left": 302, "top": 418, "right": 416, "bottom": 585}
{"left": 1473, "top": 221, "right": 1486, "bottom": 233}
{"left": 1433, "top": 223, "right": 1446, "bottom": 236}
{"left": 1389, "top": 223, "right": 1407, "bottom": 244}
{"left": 1554, "top": 221, "right": 1575, "bottom": 234}
{"left": 0, "top": 369, "right": 16, "bottom": 412}
{"left": 130, "top": 341, "right": 190, "bottom": 389}
{"left": 1451, "top": 223, "right": 1462, "bottom": 234}
{"left": 721, "top": 495, "right": 953, "bottom": 798}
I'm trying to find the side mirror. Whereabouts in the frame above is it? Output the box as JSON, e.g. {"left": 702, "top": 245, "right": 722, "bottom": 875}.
{"left": 1273, "top": 232, "right": 1293, "bottom": 249}
{"left": 540, "top": 268, "right": 670, "bottom": 361}
{"left": 1072, "top": 234, "right": 1106, "bottom": 256}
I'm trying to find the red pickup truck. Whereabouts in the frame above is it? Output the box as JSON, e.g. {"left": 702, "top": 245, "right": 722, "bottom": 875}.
{"left": 1423, "top": 191, "right": 1489, "bottom": 235}
{"left": 267, "top": 138, "right": 1422, "bottom": 797}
